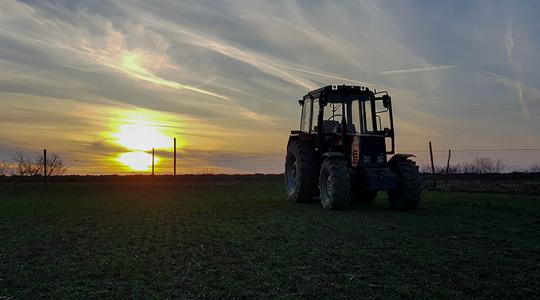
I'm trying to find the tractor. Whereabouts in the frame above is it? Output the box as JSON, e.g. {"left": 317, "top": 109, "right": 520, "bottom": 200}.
{"left": 285, "top": 85, "right": 422, "bottom": 210}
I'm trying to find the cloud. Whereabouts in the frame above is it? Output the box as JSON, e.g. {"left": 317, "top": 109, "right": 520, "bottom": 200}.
{"left": 504, "top": 20, "right": 515, "bottom": 67}
{"left": 477, "top": 70, "right": 539, "bottom": 118}
{"left": 273, "top": 64, "right": 374, "bottom": 88}
{"left": 1, "top": 0, "right": 539, "bottom": 172}
{"left": 0, "top": 1, "right": 228, "bottom": 100}
{"left": 274, "top": 64, "right": 484, "bottom": 108}
{"left": 87, "top": 1, "right": 314, "bottom": 92}
{"left": 380, "top": 65, "right": 459, "bottom": 76}
{"left": 515, "top": 81, "right": 528, "bottom": 117}
{"left": 501, "top": 17, "right": 531, "bottom": 119}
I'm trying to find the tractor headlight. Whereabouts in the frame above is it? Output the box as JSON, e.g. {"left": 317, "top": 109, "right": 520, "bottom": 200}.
{"left": 377, "top": 154, "right": 386, "bottom": 164}
{"left": 362, "top": 155, "right": 371, "bottom": 164}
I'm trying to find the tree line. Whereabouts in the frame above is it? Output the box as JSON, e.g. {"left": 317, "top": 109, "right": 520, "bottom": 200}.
{"left": 1, "top": 153, "right": 539, "bottom": 176}
{"left": 0, "top": 152, "right": 67, "bottom": 176}
{"left": 421, "top": 157, "right": 540, "bottom": 174}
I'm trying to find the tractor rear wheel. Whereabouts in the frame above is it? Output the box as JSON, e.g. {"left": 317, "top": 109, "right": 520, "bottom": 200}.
{"left": 387, "top": 158, "right": 422, "bottom": 210}
{"left": 285, "top": 140, "right": 318, "bottom": 202}
{"left": 319, "top": 158, "right": 351, "bottom": 210}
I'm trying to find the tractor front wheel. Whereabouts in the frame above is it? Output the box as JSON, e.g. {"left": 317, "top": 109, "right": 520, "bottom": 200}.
{"left": 285, "top": 140, "right": 318, "bottom": 202}
{"left": 319, "top": 158, "right": 351, "bottom": 210}
{"left": 387, "top": 158, "right": 422, "bottom": 210}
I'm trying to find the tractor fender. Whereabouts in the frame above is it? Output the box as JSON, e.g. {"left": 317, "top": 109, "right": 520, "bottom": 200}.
{"left": 388, "top": 154, "right": 416, "bottom": 165}
{"left": 287, "top": 135, "right": 299, "bottom": 147}
{"left": 322, "top": 152, "right": 345, "bottom": 159}
{"left": 287, "top": 133, "right": 314, "bottom": 146}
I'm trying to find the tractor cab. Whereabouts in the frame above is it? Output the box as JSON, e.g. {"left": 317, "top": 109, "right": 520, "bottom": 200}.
{"left": 296, "top": 85, "right": 395, "bottom": 167}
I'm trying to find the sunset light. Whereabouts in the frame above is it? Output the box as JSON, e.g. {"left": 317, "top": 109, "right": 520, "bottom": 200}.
{"left": 104, "top": 108, "right": 186, "bottom": 171}
{"left": 2, "top": 2, "right": 540, "bottom": 298}
{"left": 112, "top": 123, "right": 171, "bottom": 151}
{"left": 0, "top": 0, "right": 539, "bottom": 175}
{"left": 116, "top": 151, "right": 157, "bottom": 172}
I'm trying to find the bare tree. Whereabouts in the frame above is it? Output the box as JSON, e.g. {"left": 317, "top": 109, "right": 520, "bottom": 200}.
{"left": 0, "top": 160, "right": 10, "bottom": 176}
{"left": 420, "top": 164, "right": 462, "bottom": 174}
{"left": 457, "top": 157, "right": 505, "bottom": 174}
{"left": 446, "top": 164, "right": 462, "bottom": 174}
{"left": 12, "top": 152, "right": 67, "bottom": 176}
{"left": 12, "top": 152, "right": 40, "bottom": 176}
{"left": 12, "top": 152, "right": 25, "bottom": 175}
{"left": 530, "top": 163, "right": 540, "bottom": 173}
{"left": 420, "top": 164, "right": 433, "bottom": 174}
{"left": 37, "top": 153, "right": 68, "bottom": 176}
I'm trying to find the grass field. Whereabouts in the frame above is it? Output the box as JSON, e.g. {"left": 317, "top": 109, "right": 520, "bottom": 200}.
{"left": 1, "top": 176, "right": 539, "bottom": 299}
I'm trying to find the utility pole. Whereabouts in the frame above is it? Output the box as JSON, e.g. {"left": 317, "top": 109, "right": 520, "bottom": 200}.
{"left": 173, "top": 138, "right": 177, "bottom": 176}
{"left": 429, "top": 141, "right": 436, "bottom": 187}
{"left": 152, "top": 148, "right": 155, "bottom": 176}
{"left": 43, "top": 149, "right": 47, "bottom": 185}
{"left": 445, "top": 149, "right": 451, "bottom": 187}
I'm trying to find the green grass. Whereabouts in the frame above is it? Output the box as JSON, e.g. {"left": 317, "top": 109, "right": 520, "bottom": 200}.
{"left": 1, "top": 176, "right": 539, "bottom": 299}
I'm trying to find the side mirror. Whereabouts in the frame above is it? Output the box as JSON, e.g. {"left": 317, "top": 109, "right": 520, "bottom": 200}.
{"left": 382, "top": 95, "right": 391, "bottom": 108}
{"left": 298, "top": 99, "right": 304, "bottom": 106}
{"left": 384, "top": 127, "right": 391, "bottom": 136}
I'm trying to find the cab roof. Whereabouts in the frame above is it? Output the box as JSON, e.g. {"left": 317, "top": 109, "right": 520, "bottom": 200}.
{"left": 302, "top": 85, "right": 376, "bottom": 104}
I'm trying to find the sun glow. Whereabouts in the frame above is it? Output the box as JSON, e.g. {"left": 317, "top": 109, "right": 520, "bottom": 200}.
{"left": 112, "top": 123, "right": 171, "bottom": 151}
{"left": 117, "top": 151, "right": 158, "bottom": 171}
{"left": 105, "top": 108, "right": 187, "bottom": 172}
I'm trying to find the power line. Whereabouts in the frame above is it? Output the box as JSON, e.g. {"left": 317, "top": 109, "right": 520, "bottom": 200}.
{"left": 401, "top": 148, "right": 540, "bottom": 153}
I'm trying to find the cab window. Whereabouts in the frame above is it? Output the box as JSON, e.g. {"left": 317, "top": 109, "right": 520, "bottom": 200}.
{"left": 300, "top": 99, "right": 312, "bottom": 132}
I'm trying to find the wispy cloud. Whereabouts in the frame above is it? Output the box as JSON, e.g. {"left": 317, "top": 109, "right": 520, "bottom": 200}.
{"left": 1, "top": 0, "right": 539, "bottom": 172}
{"left": 516, "top": 81, "right": 529, "bottom": 117}
{"left": 273, "top": 64, "right": 374, "bottom": 87}
{"left": 380, "top": 65, "right": 459, "bottom": 76}
{"left": 274, "top": 64, "right": 482, "bottom": 107}
{"left": 0, "top": 2, "right": 228, "bottom": 101}
{"left": 504, "top": 20, "right": 515, "bottom": 67}
{"left": 478, "top": 70, "right": 538, "bottom": 118}
{"left": 503, "top": 18, "right": 530, "bottom": 118}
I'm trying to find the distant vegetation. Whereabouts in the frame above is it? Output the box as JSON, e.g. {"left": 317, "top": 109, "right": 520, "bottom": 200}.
{"left": 1, "top": 152, "right": 67, "bottom": 176}
{"left": 1, "top": 154, "right": 539, "bottom": 176}
{"left": 0, "top": 160, "right": 9, "bottom": 176}
{"left": 422, "top": 156, "right": 539, "bottom": 174}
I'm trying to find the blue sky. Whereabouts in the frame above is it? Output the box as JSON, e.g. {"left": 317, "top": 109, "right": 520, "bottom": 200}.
{"left": 0, "top": 0, "right": 539, "bottom": 173}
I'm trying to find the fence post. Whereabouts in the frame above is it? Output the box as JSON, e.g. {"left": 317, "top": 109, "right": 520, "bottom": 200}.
{"left": 43, "top": 149, "right": 47, "bottom": 185}
{"left": 173, "top": 138, "right": 177, "bottom": 176}
{"left": 445, "top": 149, "right": 451, "bottom": 187}
{"left": 152, "top": 148, "right": 155, "bottom": 176}
{"left": 429, "top": 141, "right": 436, "bottom": 187}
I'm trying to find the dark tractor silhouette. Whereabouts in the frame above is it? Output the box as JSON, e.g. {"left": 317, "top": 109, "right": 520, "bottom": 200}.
{"left": 285, "top": 85, "right": 421, "bottom": 210}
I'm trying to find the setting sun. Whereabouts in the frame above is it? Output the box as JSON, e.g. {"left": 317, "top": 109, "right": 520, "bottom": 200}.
{"left": 107, "top": 109, "right": 177, "bottom": 152}
{"left": 103, "top": 108, "right": 187, "bottom": 172}
{"left": 116, "top": 151, "right": 158, "bottom": 171}
{"left": 112, "top": 124, "right": 171, "bottom": 151}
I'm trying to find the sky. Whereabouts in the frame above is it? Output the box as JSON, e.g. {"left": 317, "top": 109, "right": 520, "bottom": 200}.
{"left": 0, "top": 0, "right": 539, "bottom": 174}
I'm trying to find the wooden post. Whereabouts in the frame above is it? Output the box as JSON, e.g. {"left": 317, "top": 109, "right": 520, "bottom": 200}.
{"left": 43, "top": 149, "right": 47, "bottom": 185}
{"left": 152, "top": 148, "right": 155, "bottom": 176}
{"left": 429, "top": 141, "right": 436, "bottom": 187}
{"left": 445, "top": 149, "right": 451, "bottom": 187}
{"left": 173, "top": 138, "right": 177, "bottom": 176}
